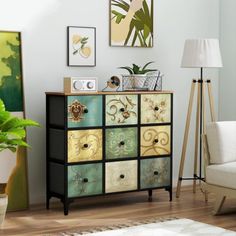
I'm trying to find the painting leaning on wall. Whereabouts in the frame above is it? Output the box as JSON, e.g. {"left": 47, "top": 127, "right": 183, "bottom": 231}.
{"left": 110, "top": 0, "right": 153, "bottom": 47}
{"left": 0, "top": 31, "right": 29, "bottom": 211}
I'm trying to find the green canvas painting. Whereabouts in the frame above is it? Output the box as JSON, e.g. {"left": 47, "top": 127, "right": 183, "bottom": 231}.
{"left": 0, "top": 31, "right": 28, "bottom": 211}
{"left": 110, "top": 0, "right": 153, "bottom": 47}
{"left": 0, "top": 31, "right": 23, "bottom": 111}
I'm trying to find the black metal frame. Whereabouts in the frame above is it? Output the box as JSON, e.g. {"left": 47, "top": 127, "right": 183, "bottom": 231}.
{"left": 46, "top": 92, "right": 173, "bottom": 215}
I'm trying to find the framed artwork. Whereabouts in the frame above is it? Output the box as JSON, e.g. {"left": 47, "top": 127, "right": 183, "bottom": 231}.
{"left": 0, "top": 31, "right": 29, "bottom": 211}
{"left": 110, "top": 0, "right": 153, "bottom": 47}
{"left": 67, "top": 26, "right": 96, "bottom": 67}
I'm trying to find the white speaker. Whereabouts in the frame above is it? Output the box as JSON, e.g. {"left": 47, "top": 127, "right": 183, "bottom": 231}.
{"left": 64, "top": 77, "right": 98, "bottom": 93}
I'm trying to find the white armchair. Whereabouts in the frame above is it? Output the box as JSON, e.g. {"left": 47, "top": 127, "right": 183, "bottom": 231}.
{"left": 203, "top": 121, "right": 236, "bottom": 215}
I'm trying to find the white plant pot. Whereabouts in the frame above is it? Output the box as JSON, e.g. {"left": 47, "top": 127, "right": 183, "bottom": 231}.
{"left": 0, "top": 194, "right": 8, "bottom": 227}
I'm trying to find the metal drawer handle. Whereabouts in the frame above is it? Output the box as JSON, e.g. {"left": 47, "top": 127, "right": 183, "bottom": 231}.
{"left": 154, "top": 106, "right": 159, "bottom": 111}
{"left": 119, "top": 141, "right": 125, "bottom": 146}
{"left": 83, "top": 178, "right": 88, "bottom": 183}
{"left": 154, "top": 171, "right": 159, "bottom": 176}
{"left": 154, "top": 139, "right": 159, "bottom": 144}
{"left": 83, "top": 108, "right": 89, "bottom": 113}
{"left": 120, "top": 174, "right": 125, "bottom": 179}
{"left": 120, "top": 108, "right": 125, "bottom": 112}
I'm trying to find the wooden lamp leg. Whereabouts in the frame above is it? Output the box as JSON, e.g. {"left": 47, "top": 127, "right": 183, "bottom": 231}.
{"left": 193, "top": 82, "right": 200, "bottom": 193}
{"left": 176, "top": 80, "right": 196, "bottom": 198}
{"left": 207, "top": 80, "right": 216, "bottom": 122}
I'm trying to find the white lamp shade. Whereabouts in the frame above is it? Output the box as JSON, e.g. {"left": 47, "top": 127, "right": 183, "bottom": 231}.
{"left": 181, "top": 39, "right": 223, "bottom": 68}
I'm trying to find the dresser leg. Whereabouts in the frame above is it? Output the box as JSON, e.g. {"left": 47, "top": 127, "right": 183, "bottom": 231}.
{"left": 148, "top": 190, "right": 153, "bottom": 201}
{"left": 63, "top": 201, "right": 69, "bottom": 216}
{"left": 46, "top": 197, "right": 50, "bottom": 210}
{"left": 165, "top": 187, "right": 172, "bottom": 201}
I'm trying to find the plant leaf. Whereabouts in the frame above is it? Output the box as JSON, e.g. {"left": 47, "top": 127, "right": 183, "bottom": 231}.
{"left": 0, "top": 100, "right": 5, "bottom": 112}
{"left": 132, "top": 64, "right": 141, "bottom": 74}
{"left": 118, "top": 66, "right": 134, "bottom": 74}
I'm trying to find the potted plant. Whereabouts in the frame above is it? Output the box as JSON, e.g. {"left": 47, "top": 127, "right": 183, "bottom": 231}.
{"left": 119, "top": 61, "right": 157, "bottom": 90}
{"left": 0, "top": 99, "right": 39, "bottom": 226}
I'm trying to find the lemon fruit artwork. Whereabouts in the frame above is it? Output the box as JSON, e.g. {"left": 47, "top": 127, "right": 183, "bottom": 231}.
{"left": 72, "top": 34, "right": 92, "bottom": 59}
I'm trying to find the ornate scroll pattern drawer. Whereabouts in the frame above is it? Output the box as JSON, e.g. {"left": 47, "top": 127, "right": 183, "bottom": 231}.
{"left": 105, "top": 94, "right": 138, "bottom": 126}
{"left": 141, "top": 94, "right": 171, "bottom": 124}
{"left": 68, "top": 95, "right": 103, "bottom": 128}
{"left": 105, "top": 160, "right": 137, "bottom": 193}
{"left": 68, "top": 163, "right": 103, "bottom": 197}
{"left": 68, "top": 129, "right": 102, "bottom": 163}
{"left": 105, "top": 127, "right": 138, "bottom": 159}
{"left": 140, "top": 125, "right": 171, "bottom": 156}
{"left": 140, "top": 158, "right": 170, "bottom": 189}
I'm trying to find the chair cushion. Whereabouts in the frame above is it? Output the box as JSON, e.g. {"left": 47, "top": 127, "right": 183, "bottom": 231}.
{"left": 206, "top": 121, "right": 236, "bottom": 164}
{"left": 206, "top": 162, "right": 236, "bottom": 189}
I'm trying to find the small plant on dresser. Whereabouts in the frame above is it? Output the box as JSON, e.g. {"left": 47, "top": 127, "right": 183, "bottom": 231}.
{"left": 46, "top": 91, "right": 173, "bottom": 215}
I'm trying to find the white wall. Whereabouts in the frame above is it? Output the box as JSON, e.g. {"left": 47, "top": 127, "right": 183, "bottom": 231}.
{"left": 219, "top": 0, "right": 236, "bottom": 120}
{"left": 0, "top": 0, "right": 220, "bottom": 204}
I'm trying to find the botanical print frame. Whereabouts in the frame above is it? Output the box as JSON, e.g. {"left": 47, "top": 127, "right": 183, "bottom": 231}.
{"left": 0, "top": 31, "right": 29, "bottom": 211}
{"left": 67, "top": 26, "right": 96, "bottom": 67}
{"left": 110, "top": 0, "right": 153, "bottom": 47}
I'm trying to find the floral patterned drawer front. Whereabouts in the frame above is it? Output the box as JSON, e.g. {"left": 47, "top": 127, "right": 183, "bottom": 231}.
{"left": 68, "top": 129, "right": 102, "bottom": 163}
{"left": 68, "top": 163, "right": 103, "bottom": 197}
{"left": 67, "top": 96, "right": 103, "bottom": 128}
{"left": 141, "top": 94, "right": 171, "bottom": 124}
{"left": 105, "top": 127, "right": 138, "bottom": 159}
{"left": 105, "top": 160, "right": 137, "bottom": 193}
{"left": 140, "top": 126, "right": 171, "bottom": 156}
{"left": 105, "top": 95, "right": 138, "bottom": 126}
{"left": 140, "top": 158, "right": 170, "bottom": 189}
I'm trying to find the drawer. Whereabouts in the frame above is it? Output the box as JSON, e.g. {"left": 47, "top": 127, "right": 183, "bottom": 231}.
{"left": 140, "top": 158, "right": 170, "bottom": 189}
{"left": 105, "top": 94, "right": 138, "bottom": 126}
{"left": 67, "top": 95, "right": 103, "bottom": 128}
{"left": 141, "top": 94, "right": 171, "bottom": 124}
{"left": 68, "top": 163, "right": 103, "bottom": 197}
{"left": 68, "top": 129, "right": 102, "bottom": 163}
{"left": 105, "top": 127, "right": 138, "bottom": 159}
{"left": 140, "top": 126, "right": 171, "bottom": 156}
{"left": 105, "top": 160, "right": 137, "bottom": 193}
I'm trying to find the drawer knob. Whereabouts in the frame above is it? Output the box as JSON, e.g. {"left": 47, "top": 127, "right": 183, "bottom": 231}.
{"left": 83, "top": 143, "right": 89, "bottom": 148}
{"left": 154, "top": 106, "right": 159, "bottom": 111}
{"left": 120, "top": 174, "right": 125, "bottom": 179}
{"left": 120, "top": 141, "right": 125, "bottom": 146}
{"left": 84, "top": 108, "right": 89, "bottom": 113}
{"left": 154, "top": 139, "right": 159, "bottom": 144}
{"left": 120, "top": 108, "right": 125, "bottom": 112}
{"left": 154, "top": 171, "right": 159, "bottom": 176}
{"left": 83, "top": 178, "right": 88, "bottom": 183}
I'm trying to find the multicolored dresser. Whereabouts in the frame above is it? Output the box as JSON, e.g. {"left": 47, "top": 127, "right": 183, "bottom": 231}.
{"left": 46, "top": 91, "right": 173, "bottom": 215}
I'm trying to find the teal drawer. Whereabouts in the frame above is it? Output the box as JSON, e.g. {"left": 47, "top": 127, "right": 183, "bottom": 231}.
{"left": 68, "top": 163, "right": 103, "bottom": 197}
{"left": 67, "top": 96, "right": 103, "bottom": 128}
{"left": 105, "top": 95, "right": 138, "bottom": 126}
{"left": 105, "top": 127, "right": 138, "bottom": 159}
{"left": 140, "top": 158, "right": 170, "bottom": 189}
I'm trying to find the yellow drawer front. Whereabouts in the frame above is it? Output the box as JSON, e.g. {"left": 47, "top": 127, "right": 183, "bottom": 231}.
{"left": 105, "top": 160, "right": 137, "bottom": 193}
{"left": 140, "top": 126, "right": 171, "bottom": 156}
{"left": 68, "top": 129, "right": 102, "bottom": 163}
{"left": 141, "top": 94, "right": 171, "bottom": 124}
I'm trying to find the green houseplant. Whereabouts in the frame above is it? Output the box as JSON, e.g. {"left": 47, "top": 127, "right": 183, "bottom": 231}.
{"left": 0, "top": 99, "right": 39, "bottom": 226}
{"left": 119, "top": 61, "right": 157, "bottom": 89}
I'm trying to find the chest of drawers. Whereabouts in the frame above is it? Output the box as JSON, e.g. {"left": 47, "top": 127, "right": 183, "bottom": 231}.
{"left": 46, "top": 91, "right": 173, "bottom": 215}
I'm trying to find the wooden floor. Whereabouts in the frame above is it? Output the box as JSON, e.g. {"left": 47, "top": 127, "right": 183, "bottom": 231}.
{"left": 1, "top": 186, "right": 236, "bottom": 236}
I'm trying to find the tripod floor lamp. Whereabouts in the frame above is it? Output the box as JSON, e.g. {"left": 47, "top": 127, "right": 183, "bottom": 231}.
{"left": 176, "top": 39, "right": 223, "bottom": 198}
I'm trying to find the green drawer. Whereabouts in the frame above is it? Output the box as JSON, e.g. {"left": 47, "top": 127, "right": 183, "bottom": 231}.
{"left": 140, "top": 158, "right": 170, "bottom": 189}
{"left": 67, "top": 95, "right": 103, "bottom": 128}
{"left": 141, "top": 94, "right": 171, "bottom": 124}
{"left": 105, "top": 94, "right": 138, "bottom": 126}
{"left": 105, "top": 127, "right": 138, "bottom": 159}
{"left": 68, "top": 163, "right": 103, "bottom": 197}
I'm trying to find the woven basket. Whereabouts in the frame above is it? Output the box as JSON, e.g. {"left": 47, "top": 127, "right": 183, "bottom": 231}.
{"left": 0, "top": 194, "right": 8, "bottom": 226}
